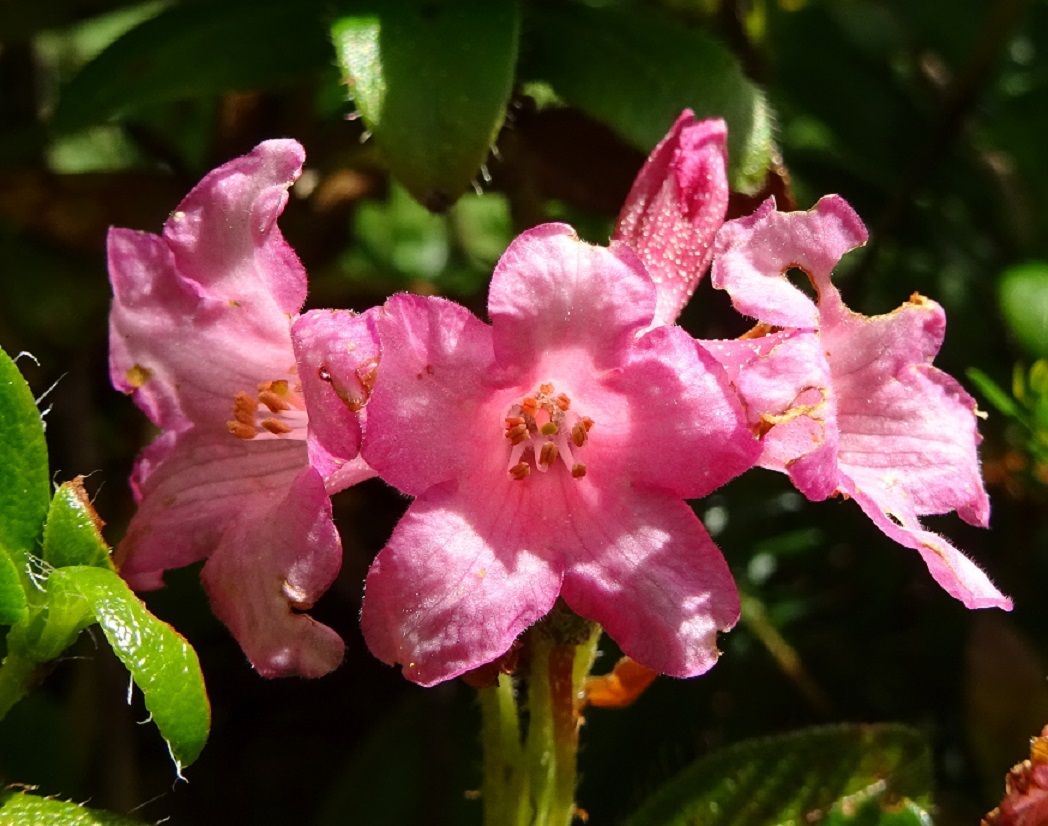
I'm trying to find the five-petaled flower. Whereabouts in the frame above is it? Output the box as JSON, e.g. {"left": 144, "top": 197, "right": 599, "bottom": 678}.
{"left": 706, "top": 195, "right": 1011, "bottom": 610}
{"left": 108, "top": 140, "right": 370, "bottom": 678}
{"left": 296, "top": 223, "right": 760, "bottom": 686}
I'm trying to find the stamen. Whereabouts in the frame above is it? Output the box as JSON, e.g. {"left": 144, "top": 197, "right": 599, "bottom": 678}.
{"left": 506, "top": 423, "right": 529, "bottom": 444}
{"left": 509, "top": 462, "right": 531, "bottom": 481}
{"left": 571, "top": 422, "right": 588, "bottom": 448}
{"left": 539, "top": 442, "right": 559, "bottom": 468}
{"left": 571, "top": 463, "right": 587, "bottom": 479}
{"left": 261, "top": 417, "right": 293, "bottom": 435}
{"left": 228, "top": 421, "right": 258, "bottom": 439}
{"left": 258, "top": 390, "right": 291, "bottom": 413}
{"left": 580, "top": 417, "right": 594, "bottom": 432}
{"left": 521, "top": 397, "right": 538, "bottom": 417}
{"left": 232, "top": 392, "right": 257, "bottom": 426}
{"left": 556, "top": 393, "right": 571, "bottom": 411}
{"left": 540, "top": 422, "right": 559, "bottom": 436}
{"left": 539, "top": 383, "right": 554, "bottom": 395}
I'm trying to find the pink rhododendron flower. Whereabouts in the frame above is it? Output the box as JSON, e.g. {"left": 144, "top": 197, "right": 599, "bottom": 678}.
{"left": 297, "top": 223, "right": 760, "bottom": 686}
{"left": 613, "top": 110, "right": 729, "bottom": 327}
{"left": 706, "top": 195, "right": 1011, "bottom": 610}
{"left": 109, "top": 140, "right": 369, "bottom": 678}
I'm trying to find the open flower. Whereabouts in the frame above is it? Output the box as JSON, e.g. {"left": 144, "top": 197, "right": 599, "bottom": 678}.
{"left": 302, "top": 223, "right": 760, "bottom": 686}
{"left": 109, "top": 140, "right": 368, "bottom": 677}
{"left": 706, "top": 195, "right": 1011, "bottom": 610}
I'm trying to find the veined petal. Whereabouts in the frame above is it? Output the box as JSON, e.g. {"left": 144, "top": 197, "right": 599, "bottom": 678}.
{"left": 362, "top": 294, "right": 503, "bottom": 496}
{"left": 712, "top": 196, "right": 868, "bottom": 328}
{"left": 292, "top": 308, "right": 379, "bottom": 479}
{"left": 361, "top": 481, "right": 563, "bottom": 686}
{"left": 828, "top": 296, "right": 990, "bottom": 525}
{"left": 201, "top": 468, "right": 346, "bottom": 678}
{"left": 844, "top": 482, "right": 1011, "bottom": 610}
{"left": 489, "top": 224, "right": 656, "bottom": 371}
{"left": 163, "top": 139, "right": 307, "bottom": 313}
{"left": 560, "top": 487, "right": 739, "bottom": 678}
{"left": 614, "top": 112, "right": 729, "bottom": 326}
{"left": 117, "top": 430, "right": 311, "bottom": 587}
{"left": 598, "top": 325, "right": 759, "bottom": 499}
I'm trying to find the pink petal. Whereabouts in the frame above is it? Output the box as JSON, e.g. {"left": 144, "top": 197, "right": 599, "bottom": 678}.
{"left": 844, "top": 482, "right": 1011, "bottom": 610}
{"left": 201, "top": 468, "right": 346, "bottom": 677}
{"left": 712, "top": 196, "right": 868, "bottom": 328}
{"left": 614, "top": 112, "right": 729, "bottom": 326}
{"left": 560, "top": 487, "right": 739, "bottom": 678}
{"left": 597, "top": 324, "right": 759, "bottom": 499}
{"left": 117, "top": 429, "right": 311, "bottom": 587}
{"left": 705, "top": 331, "right": 840, "bottom": 501}
{"left": 162, "top": 140, "right": 307, "bottom": 313}
{"left": 361, "top": 480, "right": 563, "bottom": 686}
{"left": 828, "top": 296, "right": 990, "bottom": 526}
{"left": 488, "top": 224, "right": 656, "bottom": 371}
{"left": 362, "top": 294, "right": 505, "bottom": 497}
{"left": 291, "top": 308, "right": 378, "bottom": 479}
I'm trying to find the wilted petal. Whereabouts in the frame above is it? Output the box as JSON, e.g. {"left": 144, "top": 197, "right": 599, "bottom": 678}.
{"left": 614, "top": 112, "right": 729, "bottom": 326}
{"left": 561, "top": 487, "right": 739, "bottom": 678}
{"left": 712, "top": 196, "right": 868, "bottom": 329}
{"left": 361, "top": 481, "right": 563, "bottom": 686}
{"left": 201, "top": 468, "right": 345, "bottom": 678}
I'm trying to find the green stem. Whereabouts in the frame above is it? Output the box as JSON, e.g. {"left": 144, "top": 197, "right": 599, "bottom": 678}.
{"left": 479, "top": 672, "right": 530, "bottom": 826}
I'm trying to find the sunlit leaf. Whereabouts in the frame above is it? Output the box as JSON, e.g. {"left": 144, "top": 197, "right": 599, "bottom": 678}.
{"left": 42, "top": 477, "right": 114, "bottom": 570}
{"left": 621, "top": 724, "right": 932, "bottom": 826}
{"left": 0, "top": 788, "right": 144, "bottom": 826}
{"left": 332, "top": 0, "right": 519, "bottom": 210}
{"left": 521, "top": 3, "right": 775, "bottom": 194}
{"left": 45, "top": 567, "right": 210, "bottom": 770}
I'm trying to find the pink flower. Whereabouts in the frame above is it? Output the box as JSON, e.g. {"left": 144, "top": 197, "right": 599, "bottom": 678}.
{"left": 300, "top": 223, "right": 760, "bottom": 686}
{"left": 109, "top": 140, "right": 370, "bottom": 678}
{"left": 706, "top": 195, "right": 1011, "bottom": 610}
{"left": 612, "top": 111, "right": 729, "bottom": 327}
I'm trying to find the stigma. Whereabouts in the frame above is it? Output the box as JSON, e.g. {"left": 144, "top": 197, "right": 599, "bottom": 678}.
{"left": 227, "top": 379, "right": 307, "bottom": 440}
{"left": 504, "top": 382, "right": 592, "bottom": 481}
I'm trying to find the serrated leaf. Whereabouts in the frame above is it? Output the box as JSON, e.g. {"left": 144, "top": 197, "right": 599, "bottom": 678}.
{"left": 332, "top": 0, "right": 519, "bottom": 210}
{"left": 42, "top": 478, "right": 114, "bottom": 570}
{"left": 621, "top": 724, "right": 932, "bottom": 826}
{"left": 0, "top": 788, "right": 145, "bottom": 826}
{"left": 999, "top": 262, "right": 1048, "bottom": 359}
{"left": 521, "top": 3, "right": 775, "bottom": 194}
{"left": 52, "top": 0, "right": 332, "bottom": 133}
{"left": 45, "top": 567, "right": 210, "bottom": 770}
{"left": 0, "top": 346, "right": 49, "bottom": 579}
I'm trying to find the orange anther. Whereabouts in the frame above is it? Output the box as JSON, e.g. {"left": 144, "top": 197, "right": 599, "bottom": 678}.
{"left": 232, "top": 391, "right": 257, "bottom": 426}
{"left": 505, "top": 416, "right": 525, "bottom": 429}
{"left": 571, "top": 463, "right": 587, "bottom": 478}
{"left": 509, "top": 462, "right": 531, "bottom": 481}
{"left": 556, "top": 393, "right": 571, "bottom": 411}
{"left": 227, "top": 420, "right": 257, "bottom": 439}
{"left": 580, "top": 417, "right": 594, "bottom": 432}
{"left": 539, "top": 383, "right": 554, "bottom": 395}
{"left": 571, "top": 422, "right": 588, "bottom": 448}
{"left": 261, "top": 417, "right": 293, "bottom": 435}
{"left": 521, "top": 397, "right": 538, "bottom": 417}
{"left": 259, "top": 390, "right": 291, "bottom": 413}
{"left": 506, "top": 423, "right": 529, "bottom": 444}
{"left": 539, "top": 442, "right": 559, "bottom": 467}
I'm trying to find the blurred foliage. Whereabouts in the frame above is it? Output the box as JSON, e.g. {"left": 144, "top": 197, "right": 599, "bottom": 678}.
{"left": 2, "top": 0, "right": 1048, "bottom": 824}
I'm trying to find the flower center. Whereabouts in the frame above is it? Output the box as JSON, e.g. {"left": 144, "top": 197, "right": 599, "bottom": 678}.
{"left": 504, "top": 382, "right": 592, "bottom": 481}
{"left": 227, "top": 379, "right": 306, "bottom": 440}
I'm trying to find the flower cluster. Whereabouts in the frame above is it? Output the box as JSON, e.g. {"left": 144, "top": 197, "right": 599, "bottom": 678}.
{"left": 108, "top": 113, "right": 1010, "bottom": 683}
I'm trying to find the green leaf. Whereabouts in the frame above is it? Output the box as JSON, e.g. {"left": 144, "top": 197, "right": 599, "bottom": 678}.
{"left": 521, "top": 4, "right": 775, "bottom": 194}
{"left": 621, "top": 723, "right": 933, "bottom": 826}
{"left": 52, "top": 0, "right": 332, "bottom": 133}
{"left": 822, "top": 797, "right": 933, "bottom": 826}
{"left": 0, "top": 788, "right": 145, "bottom": 826}
{"left": 999, "top": 261, "right": 1048, "bottom": 359}
{"left": 42, "top": 478, "right": 114, "bottom": 570}
{"left": 45, "top": 567, "right": 210, "bottom": 770}
{"left": 0, "top": 346, "right": 49, "bottom": 579}
{"left": 332, "top": 0, "right": 520, "bottom": 210}
{"left": 967, "top": 368, "right": 1024, "bottom": 420}
{"left": 0, "top": 548, "right": 26, "bottom": 624}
